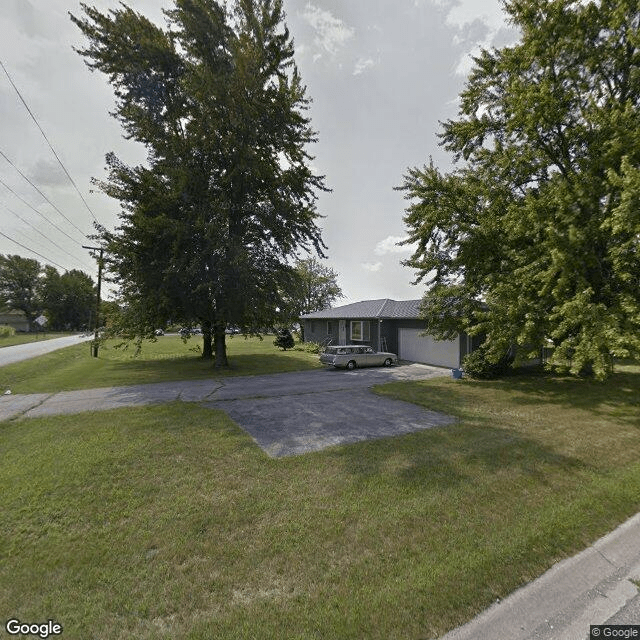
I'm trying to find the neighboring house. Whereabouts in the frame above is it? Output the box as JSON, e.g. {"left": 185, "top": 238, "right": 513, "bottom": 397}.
{"left": 300, "top": 298, "right": 481, "bottom": 369}
{"left": 0, "top": 309, "right": 29, "bottom": 332}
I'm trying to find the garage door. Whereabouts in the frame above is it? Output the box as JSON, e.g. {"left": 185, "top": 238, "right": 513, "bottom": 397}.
{"left": 398, "top": 329, "right": 460, "bottom": 368}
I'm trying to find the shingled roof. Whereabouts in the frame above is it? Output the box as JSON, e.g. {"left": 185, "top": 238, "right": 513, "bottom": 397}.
{"left": 300, "top": 299, "right": 422, "bottom": 320}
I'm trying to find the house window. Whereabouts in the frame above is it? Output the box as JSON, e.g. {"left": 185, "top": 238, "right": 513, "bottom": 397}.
{"left": 327, "top": 321, "right": 332, "bottom": 335}
{"left": 350, "top": 320, "right": 370, "bottom": 341}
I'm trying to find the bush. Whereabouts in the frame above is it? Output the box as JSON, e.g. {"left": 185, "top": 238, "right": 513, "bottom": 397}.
{"left": 293, "top": 341, "right": 322, "bottom": 354}
{"left": 273, "top": 328, "right": 295, "bottom": 351}
{"left": 0, "top": 325, "right": 16, "bottom": 338}
{"left": 463, "top": 346, "right": 514, "bottom": 379}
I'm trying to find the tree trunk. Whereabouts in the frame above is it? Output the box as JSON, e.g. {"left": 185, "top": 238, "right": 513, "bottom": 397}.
{"left": 214, "top": 323, "right": 228, "bottom": 368}
{"left": 201, "top": 319, "right": 213, "bottom": 360}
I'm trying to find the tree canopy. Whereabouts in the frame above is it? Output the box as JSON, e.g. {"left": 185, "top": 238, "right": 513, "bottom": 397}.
{"left": 0, "top": 254, "right": 95, "bottom": 331}
{"left": 0, "top": 255, "right": 41, "bottom": 330}
{"left": 41, "top": 267, "right": 96, "bottom": 331}
{"left": 399, "top": 0, "right": 640, "bottom": 379}
{"left": 71, "top": 0, "right": 328, "bottom": 366}
{"left": 283, "top": 257, "right": 343, "bottom": 321}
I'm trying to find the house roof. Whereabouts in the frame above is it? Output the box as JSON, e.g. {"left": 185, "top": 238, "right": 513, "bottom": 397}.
{"left": 300, "top": 298, "right": 422, "bottom": 320}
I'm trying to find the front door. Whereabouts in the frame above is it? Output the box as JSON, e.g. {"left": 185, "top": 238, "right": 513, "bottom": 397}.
{"left": 339, "top": 320, "right": 346, "bottom": 344}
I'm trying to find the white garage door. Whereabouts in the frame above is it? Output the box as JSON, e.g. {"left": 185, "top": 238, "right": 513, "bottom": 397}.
{"left": 398, "top": 329, "right": 460, "bottom": 368}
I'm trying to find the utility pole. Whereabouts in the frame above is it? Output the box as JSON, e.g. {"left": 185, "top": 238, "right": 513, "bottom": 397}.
{"left": 83, "top": 245, "right": 104, "bottom": 357}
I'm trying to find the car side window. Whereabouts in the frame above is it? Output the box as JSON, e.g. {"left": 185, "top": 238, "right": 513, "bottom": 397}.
{"left": 365, "top": 347, "right": 373, "bottom": 353}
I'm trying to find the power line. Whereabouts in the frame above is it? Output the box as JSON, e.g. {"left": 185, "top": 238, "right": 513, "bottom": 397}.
{"left": 10, "top": 225, "right": 61, "bottom": 262}
{"left": 0, "top": 58, "right": 100, "bottom": 223}
{"left": 0, "top": 230, "right": 69, "bottom": 271}
{"left": 0, "top": 177, "right": 86, "bottom": 247}
{"left": 2, "top": 204, "right": 94, "bottom": 270}
{"left": 0, "top": 148, "right": 90, "bottom": 237}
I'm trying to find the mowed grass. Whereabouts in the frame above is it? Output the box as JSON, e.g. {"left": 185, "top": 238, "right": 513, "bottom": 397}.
{"left": 0, "top": 335, "right": 320, "bottom": 393}
{"left": 2, "top": 364, "right": 640, "bottom": 639}
{"left": 0, "top": 332, "right": 72, "bottom": 348}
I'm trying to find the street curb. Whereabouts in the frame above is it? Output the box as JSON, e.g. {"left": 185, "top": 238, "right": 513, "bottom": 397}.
{"left": 440, "top": 512, "right": 640, "bottom": 640}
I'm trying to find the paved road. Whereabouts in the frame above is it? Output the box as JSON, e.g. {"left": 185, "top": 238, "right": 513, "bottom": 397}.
{"left": 0, "top": 334, "right": 94, "bottom": 366}
{"left": 0, "top": 363, "right": 454, "bottom": 456}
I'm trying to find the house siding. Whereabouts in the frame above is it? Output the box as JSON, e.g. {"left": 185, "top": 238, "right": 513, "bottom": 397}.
{"left": 304, "top": 318, "right": 382, "bottom": 348}
{"left": 0, "top": 311, "right": 29, "bottom": 332}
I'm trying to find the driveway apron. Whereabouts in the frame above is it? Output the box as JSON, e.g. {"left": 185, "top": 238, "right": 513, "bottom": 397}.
{"left": 206, "top": 388, "right": 455, "bottom": 457}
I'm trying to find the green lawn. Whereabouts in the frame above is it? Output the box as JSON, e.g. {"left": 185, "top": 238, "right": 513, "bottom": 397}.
{"left": 0, "top": 332, "right": 72, "bottom": 348}
{"left": 0, "top": 335, "right": 321, "bottom": 393}
{"left": 2, "top": 365, "right": 639, "bottom": 639}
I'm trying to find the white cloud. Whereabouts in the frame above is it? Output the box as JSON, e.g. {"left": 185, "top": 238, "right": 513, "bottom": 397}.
{"left": 353, "top": 57, "right": 375, "bottom": 76}
{"left": 428, "top": 0, "right": 518, "bottom": 75}
{"left": 301, "top": 3, "right": 354, "bottom": 56}
{"left": 374, "top": 235, "right": 415, "bottom": 256}
{"left": 361, "top": 261, "right": 383, "bottom": 272}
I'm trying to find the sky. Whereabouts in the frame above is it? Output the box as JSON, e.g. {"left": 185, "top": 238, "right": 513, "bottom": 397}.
{"left": 0, "top": 0, "right": 519, "bottom": 303}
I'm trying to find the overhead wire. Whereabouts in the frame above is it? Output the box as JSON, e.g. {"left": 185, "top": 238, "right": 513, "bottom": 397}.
{"left": 2, "top": 204, "right": 94, "bottom": 270}
{"left": 0, "top": 177, "right": 86, "bottom": 247}
{"left": 9, "top": 225, "right": 58, "bottom": 261}
{"left": 0, "top": 58, "right": 100, "bottom": 224}
{"left": 0, "top": 148, "right": 90, "bottom": 238}
{"left": 0, "top": 230, "right": 70, "bottom": 271}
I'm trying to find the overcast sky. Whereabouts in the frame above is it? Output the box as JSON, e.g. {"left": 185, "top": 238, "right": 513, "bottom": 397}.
{"left": 0, "top": 0, "right": 518, "bottom": 303}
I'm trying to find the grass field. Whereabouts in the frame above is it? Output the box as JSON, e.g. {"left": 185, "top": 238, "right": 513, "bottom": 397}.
{"left": 2, "top": 364, "right": 639, "bottom": 639}
{"left": 0, "top": 335, "right": 320, "bottom": 394}
{"left": 0, "top": 332, "right": 72, "bottom": 348}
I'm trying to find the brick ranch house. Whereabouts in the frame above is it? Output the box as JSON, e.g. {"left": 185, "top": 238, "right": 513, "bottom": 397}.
{"left": 300, "top": 298, "right": 482, "bottom": 369}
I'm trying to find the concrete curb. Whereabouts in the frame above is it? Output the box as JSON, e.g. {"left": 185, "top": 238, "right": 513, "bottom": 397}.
{"left": 440, "top": 512, "right": 640, "bottom": 640}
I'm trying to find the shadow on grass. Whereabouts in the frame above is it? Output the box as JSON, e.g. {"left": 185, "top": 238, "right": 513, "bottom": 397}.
{"left": 106, "top": 352, "right": 320, "bottom": 382}
{"left": 327, "top": 420, "right": 586, "bottom": 490}
{"left": 482, "top": 368, "right": 640, "bottom": 428}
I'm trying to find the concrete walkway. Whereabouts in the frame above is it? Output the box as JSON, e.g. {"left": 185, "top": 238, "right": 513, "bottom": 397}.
{"left": 0, "top": 334, "right": 94, "bottom": 366}
{"left": 440, "top": 512, "right": 640, "bottom": 639}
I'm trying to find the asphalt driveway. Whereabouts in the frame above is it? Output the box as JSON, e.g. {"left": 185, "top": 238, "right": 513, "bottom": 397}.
{"left": 0, "top": 363, "right": 455, "bottom": 456}
{"left": 207, "top": 387, "right": 454, "bottom": 457}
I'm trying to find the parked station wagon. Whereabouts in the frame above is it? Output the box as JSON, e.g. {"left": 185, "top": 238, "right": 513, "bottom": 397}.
{"left": 320, "top": 345, "right": 398, "bottom": 369}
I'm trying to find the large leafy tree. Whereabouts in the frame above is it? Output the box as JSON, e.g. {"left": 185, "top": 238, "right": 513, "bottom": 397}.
{"left": 41, "top": 266, "right": 95, "bottom": 330}
{"left": 283, "top": 257, "right": 343, "bottom": 320}
{"left": 399, "top": 0, "right": 640, "bottom": 379}
{"left": 71, "top": 0, "right": 327, "bottom": 366}
{"left": 0, "top": 255, "right": 42, "bottom": 330}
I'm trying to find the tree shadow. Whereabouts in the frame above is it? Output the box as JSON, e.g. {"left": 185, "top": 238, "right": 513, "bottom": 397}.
{"left": 107, "top": 351, "right": 319, "bottom": 383}
{"left": 325, "top": 420, "right": 586, "bottom": 491}
{"left": 484, "top": 368, "right": 640, "bottom": 429}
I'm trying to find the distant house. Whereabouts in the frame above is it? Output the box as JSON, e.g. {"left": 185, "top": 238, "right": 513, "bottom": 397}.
{"left": 0, "top": 309, "right": 29, "bottom": 332}
{"left": 300, "top": 298, "right": 481, "bottom": 369}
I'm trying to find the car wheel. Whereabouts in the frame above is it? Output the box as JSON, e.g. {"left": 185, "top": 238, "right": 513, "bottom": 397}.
{"left": 383, "top": 358, "right": 393, "bottom": 366}
{"left": 346, "top": 360, "right": 356, "bottom": 370}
